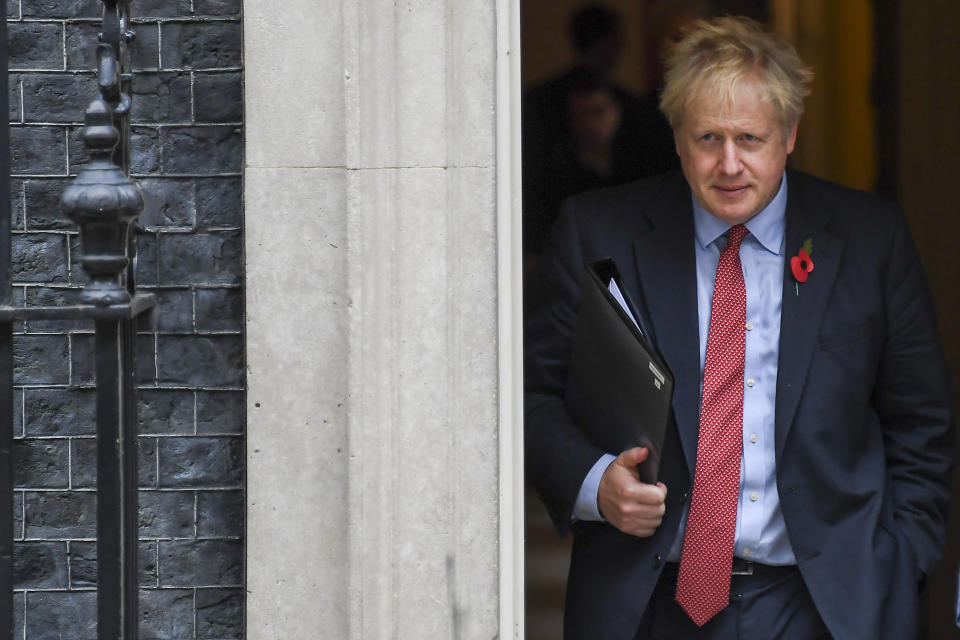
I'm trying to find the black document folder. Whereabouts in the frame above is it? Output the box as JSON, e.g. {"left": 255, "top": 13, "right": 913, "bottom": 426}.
{"left": 564, "top": 258, "right": 674, "bottom": 484}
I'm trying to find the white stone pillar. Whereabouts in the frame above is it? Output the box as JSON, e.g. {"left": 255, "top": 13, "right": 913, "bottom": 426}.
{"left": 244, "top": 1, "right": 514, "bottom": 637}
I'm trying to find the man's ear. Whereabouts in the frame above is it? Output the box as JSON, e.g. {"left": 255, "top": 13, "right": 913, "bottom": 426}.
{"left": 785, "top": 121, "right": 799, "bottom": 154}
{"left": 674, "top": 130, "right": 681, "bottom": 156}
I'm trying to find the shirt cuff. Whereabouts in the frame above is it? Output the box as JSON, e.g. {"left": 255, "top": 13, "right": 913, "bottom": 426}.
{"left": 572, "top": 453, "right": 617, "bottom": 521}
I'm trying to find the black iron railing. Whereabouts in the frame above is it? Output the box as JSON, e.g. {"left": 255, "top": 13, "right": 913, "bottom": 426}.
{"left": 1, "top": 1, "right": 152, "bottom": 638}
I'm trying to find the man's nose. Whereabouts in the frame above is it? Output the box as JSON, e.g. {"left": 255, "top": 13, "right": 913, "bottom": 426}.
{"left": 719, "top": 141, "right": 742, "bottom": 174}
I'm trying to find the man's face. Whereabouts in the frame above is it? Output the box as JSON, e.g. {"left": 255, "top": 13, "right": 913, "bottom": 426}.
{"left": 675, "top": 79, "right": 797, "bottom": 225}
{"left": 569, "top": 90, "right": 622, "bottom": 149}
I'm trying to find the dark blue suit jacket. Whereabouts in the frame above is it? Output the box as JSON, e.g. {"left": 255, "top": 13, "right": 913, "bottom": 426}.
{"left": 524, "top": 170, "right": 954, "bottom": 640}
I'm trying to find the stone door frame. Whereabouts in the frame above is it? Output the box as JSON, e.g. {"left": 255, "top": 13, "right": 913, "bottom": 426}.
{"left": 245, "top": 0, "right": 526, "bottom": 637}
{"left": 496, "top": 2, "right": 525, "bottom": 636}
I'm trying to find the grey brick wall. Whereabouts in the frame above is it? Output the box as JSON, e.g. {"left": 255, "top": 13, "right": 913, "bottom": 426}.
{"left": 8, "top": 0, "right": 244, "bottom": 637}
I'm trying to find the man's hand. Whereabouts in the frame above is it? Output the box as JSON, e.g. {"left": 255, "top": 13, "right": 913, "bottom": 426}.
{"left": 598, "top": 447, "right": 667, "bottom": 537}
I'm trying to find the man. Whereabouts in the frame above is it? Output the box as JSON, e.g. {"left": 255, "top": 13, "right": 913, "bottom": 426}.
{"left": 525, "top": 17, "right": 954, "bottom": 640}
{"left": 523, "top": 4, "right": 677, "bottom": 263}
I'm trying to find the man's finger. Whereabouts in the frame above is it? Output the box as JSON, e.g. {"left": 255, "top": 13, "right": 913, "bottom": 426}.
{"left": 653, "top": 482, "right": 668, "bottom": 501}
{"left": 629, "top": 482, "right": 667, "bottom": 505}
{"left": 618, "top": 446, "right": 649, "bottom": 469}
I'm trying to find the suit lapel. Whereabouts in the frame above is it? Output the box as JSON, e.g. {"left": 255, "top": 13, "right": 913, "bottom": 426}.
{"left": 630, "top": 178, "right": 701, "bottom": 476}
{"left": 774, "top": 174, "right": 842, "bottom": 462}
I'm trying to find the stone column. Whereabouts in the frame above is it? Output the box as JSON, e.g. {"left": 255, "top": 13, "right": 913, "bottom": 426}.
{"left": 244, "top": 1, "right": 505, "bottom": 637}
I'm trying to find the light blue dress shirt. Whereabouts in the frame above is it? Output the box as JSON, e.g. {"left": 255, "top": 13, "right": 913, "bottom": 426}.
{"left": 573, "top": 175, "right": 797, "bottom": 566}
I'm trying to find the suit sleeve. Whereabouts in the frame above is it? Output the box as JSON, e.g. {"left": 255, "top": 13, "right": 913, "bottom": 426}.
{"left": 875, "top": 210, "right": 955, "bottom": 581}
{"left": 524, "top": 201, "right": 607, "bottom": 534}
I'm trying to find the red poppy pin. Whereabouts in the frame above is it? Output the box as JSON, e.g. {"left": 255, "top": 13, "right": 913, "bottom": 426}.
{"left": 790, "top": 238, "right": 814, "bottom": 295}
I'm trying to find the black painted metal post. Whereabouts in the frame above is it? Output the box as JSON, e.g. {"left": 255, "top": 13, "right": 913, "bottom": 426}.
{"left": 93, "top": 318, "right": 139, "bottom": 638}
{"left": 59, "top": 2, "right": 143, "bottom": 637}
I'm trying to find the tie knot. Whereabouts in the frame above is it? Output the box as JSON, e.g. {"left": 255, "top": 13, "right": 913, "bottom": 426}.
{"left": 727, "top": 224, "right": 748, "bottom": 251}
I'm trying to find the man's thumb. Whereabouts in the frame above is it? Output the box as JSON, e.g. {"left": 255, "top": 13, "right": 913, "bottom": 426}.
{"left": 620, "top": 446, "right": 649, "bottom": 468}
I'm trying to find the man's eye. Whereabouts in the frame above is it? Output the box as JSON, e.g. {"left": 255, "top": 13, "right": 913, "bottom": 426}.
{"left": 701, "top": 133, "right": 716, "bottom": 142}
{"left": 741, "top": 134, "right": 759, "bottom": 142}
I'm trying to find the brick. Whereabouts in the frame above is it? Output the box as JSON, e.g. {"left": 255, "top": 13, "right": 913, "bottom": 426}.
{"left": 69, "top": 333, "right": 94, "bottom": 386}
{"left": 12, "top": 387, "right": 22, "bottom": 436}
{"left": 161, "top": 125, "right": 242, "bottom": 174}
{"left": 66, "top": 124, "right": 87, "bottom": 174}
{"left": 23, "top": 284, "right": 81, "bottom": 307}
{"left": 10, "top": 298, "right": 27, "bottom": 336}
{"left": 23, "top": 490, "right": 96, "bottom": 538}
{"left": 158, "top": 539, "right": 242, "bottom": 586}
{"left": 13, "top": 491, "right": 23, "bottom": 539}
{"left": 138, "top": 177, "right": 196, "bottom": 228}
{"left": 14, "top": 541, "right": 68, "bottom": 589}
{"left": 68, "top": 438, "right": 94, "bottom": 489}
{"left": 130, "top": 22, "right": 161, "bottom": 72}
{"left": 159, "top": 230, "right": 241, "bottom": 285}
{"left": 138, "top": 332, "right": 157, "bottom": 384}
{"left": 157, "top": 436, "right": 242, "bottom": 487}
{"left": 196, "top": 489, "right": 242, "bottom": 537}
{"left": 140, "top": 588, "right": 195, "bottom": 639}
{"left": 64, "top": 22, "right": 99, "bottom": 71}
{"left": 9, "top": 23, "right": 63, "bottom": 70}
{"left": 139, "top": 388, "right": 194, "bottom": 434}
{"left": 24, "top": 178, "right": 74, "bottom": 230}
{"left": 66, "top": 539, "right": 95, "bottom": 587}
{"left": 140, "top": 540, "right": 158, "bottom": 586}
{"left": 195, "top": 177, "right": 241, "bottom": 228}
{"left": 195, "top": 287, "right": 241, "bottom": 332}
{"left": 139, "top": 490, "right": 194, "bottom": 537}
{"left": 157, "top": 335, "right": 243, "bottom": 386}
{"left": 161, "top": 22, "right": 242, "bottom": 70}
{"left": 67, "top": 540, "right": 157, "bottom": 588}
{"left": 67, "top": 234, "right": 89, "bottom": 285}
{"left": 24, "top": 388, "right": 96, "bottom": 436}
{"left": 12, "top": 233, "right": 68, "bottom": 282}
{"left": 13, "top": 335, "right": 69, "bottom": 385}
{"left": 131, "top": 125, "right": 162, "bottom": 174}
{"left": 194, "top": 71, "right": 242, "bottom": 123}
{"left": 65, "top": 21, "right": 161, "bottom": 72}
{"left": 70, "top": 436, "right": 158, "bottom": 489}
{"left": 13, "top": 438, "right": 69, "bottom": 488}
{"left": 138, "top": 287, "right": 192, "bottom": 332}
{"left": 196, "top": 587, "right": 243, "bottom": 639}
{"left": 22, "top": 73, "right": 92, "bottom": 124}
{"left": 9, "top": 74, "right": 21, "bottom": 122}
{"left": 132, "top": 0, "right": 191, "bottom": 18}
{"left": 134, "top": 228, "right": 159, "bottom": 287}
{"left": 70, "top": 332, "right": 156, "bottom": 386}
{"left": 155, "top": 287, "right": 194, "bottom": 331}
{"left": 196, "top": 390, "right": 243, "bottom": 434}
{"left": 195, "top": 0, "right": 241, "bottom": 17}
{"left": 11, "top": 126, "right": 65, "bottom": 174}
{"left": 24, "top": 286, "right": 85, "bottom": 333}
{"left": 130, "top": 72, "right": 192, "bottom": 124}
{"left": 136, "top": 297, "right": 159, "bottom": 332}
{"left": 10, "top": 178, "right": 24, "bottom": 232}
{"left": 22, "top": 0, "right": 100, "bottom": 18}
{"left": 24, "top": 591, "right": 97, "bottom": 638}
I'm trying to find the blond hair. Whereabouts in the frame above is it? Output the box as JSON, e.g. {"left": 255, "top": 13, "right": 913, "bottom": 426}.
{"left": 659, "top": 16, "right": 813, "bottom": 135}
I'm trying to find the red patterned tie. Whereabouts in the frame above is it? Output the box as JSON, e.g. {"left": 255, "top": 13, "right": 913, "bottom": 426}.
{"left": 675, "top": 224, "right": 748, "bottom": 626}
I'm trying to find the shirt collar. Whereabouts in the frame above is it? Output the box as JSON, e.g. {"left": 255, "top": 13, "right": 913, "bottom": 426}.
{"left": 692, "top": 174, "right": 787, "bottom": 255}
